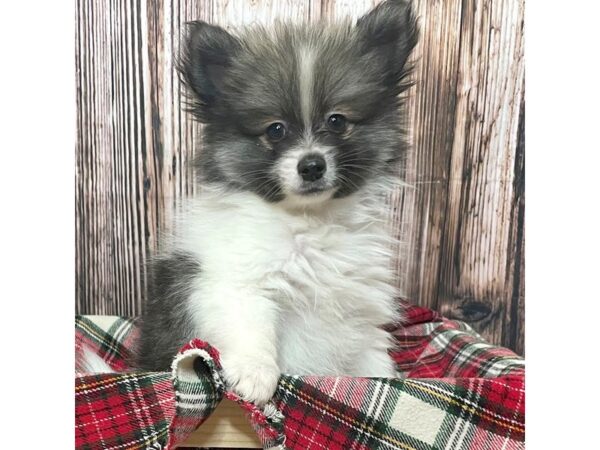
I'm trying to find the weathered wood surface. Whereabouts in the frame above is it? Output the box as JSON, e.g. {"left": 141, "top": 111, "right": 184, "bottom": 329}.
{"left": 76, "top": 0, "right": 525, "bottom": 354}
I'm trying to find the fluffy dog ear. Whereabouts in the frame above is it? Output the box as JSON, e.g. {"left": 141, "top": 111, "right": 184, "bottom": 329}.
{"left": 356, "top": 0, "right": 419, "bottom": 89}
{"left": 179, "top": 21, "right": 241, "bottom": 121}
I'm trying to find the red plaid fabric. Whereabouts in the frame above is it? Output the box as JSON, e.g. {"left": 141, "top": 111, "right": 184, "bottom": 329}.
{"left": 75, "top": 301, "right": 525, "bottom": 449}
{"left": 75, "top": 373, "right": 174, "bottom": 449}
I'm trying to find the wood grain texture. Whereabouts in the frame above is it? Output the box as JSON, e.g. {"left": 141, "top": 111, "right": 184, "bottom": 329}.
{"left": 180, "top": 399, "right": 262, "bottom": 448}
{"left": 76, "top": 0, "right": 525, "bottom": 353}
{"left": 407, "top": 0, "right": 525, "bottom": 353}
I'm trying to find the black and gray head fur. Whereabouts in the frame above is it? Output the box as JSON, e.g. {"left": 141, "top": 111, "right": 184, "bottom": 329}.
{"left": 179, "top": 0, "right": 418, "bottom": 205}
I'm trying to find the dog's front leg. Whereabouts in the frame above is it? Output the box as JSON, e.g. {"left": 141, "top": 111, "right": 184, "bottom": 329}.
{"left": 193, "top": 283, "right": 280, "bottom": 405}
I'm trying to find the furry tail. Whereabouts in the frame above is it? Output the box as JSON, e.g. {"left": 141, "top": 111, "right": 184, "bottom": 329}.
{"left": 77, "top": 344, "right": 114, "bottom": 374}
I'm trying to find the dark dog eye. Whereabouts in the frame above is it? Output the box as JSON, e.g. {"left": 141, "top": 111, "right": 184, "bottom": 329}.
{"left": 327, "top": 114, "right": 347, "bottom": 133}
{"left": 265, "top": 122, "right": 286, "bottom": 142}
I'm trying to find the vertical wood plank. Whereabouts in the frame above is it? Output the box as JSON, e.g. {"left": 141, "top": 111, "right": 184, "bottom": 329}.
{"left": 398, "top": 0, "right": 466, "bottom": 314}
{"left": 434, "top": 0, "right": 525, "bottom": 347}
{"left": 507, "top": 94, "right": 525, "bottom": 356}
{"left": 76, "top": 0, "right": 158, "bottom": 315}
{"left": 208, "top": 0, "right": 319, "bottom": 27}
{"left": 320, "top": 0, "right": 378, "bottom": 20}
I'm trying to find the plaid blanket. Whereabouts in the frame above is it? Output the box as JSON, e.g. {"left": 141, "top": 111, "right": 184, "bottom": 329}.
{"left": 75, "top": 301, "right": 525, "bottom": 449}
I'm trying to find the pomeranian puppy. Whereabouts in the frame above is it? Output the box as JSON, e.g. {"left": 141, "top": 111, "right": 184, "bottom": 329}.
{"left": 136, "top": 0, "right": 418, "bottom": 405}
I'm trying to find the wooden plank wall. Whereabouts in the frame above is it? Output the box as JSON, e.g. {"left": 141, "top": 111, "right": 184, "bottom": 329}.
{"left": 76, "top": 0, "right": 525, "bottom": 355}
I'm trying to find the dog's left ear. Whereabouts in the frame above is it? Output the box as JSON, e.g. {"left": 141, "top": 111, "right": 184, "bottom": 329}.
{"left": 179, "top": 21, "right": 242, "bottom": 121}
{"left": 356, "top": 0, "right": 419, "bottom": 88}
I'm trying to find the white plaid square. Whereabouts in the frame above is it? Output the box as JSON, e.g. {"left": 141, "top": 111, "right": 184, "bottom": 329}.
{"left": 389, "top": 392, "right": 445, "bottom": 445}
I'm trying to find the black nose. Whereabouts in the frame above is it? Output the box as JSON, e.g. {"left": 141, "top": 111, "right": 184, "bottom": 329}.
{"left": 297, "top": 154, "right": 326, "bottom": 182}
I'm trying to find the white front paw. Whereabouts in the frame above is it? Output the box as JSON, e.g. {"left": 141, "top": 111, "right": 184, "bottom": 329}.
{"left": 221, "top": 354, "right": 280, "bottom": 405}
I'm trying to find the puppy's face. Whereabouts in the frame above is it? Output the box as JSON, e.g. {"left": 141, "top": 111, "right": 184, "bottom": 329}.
{"left": 180, "top": 0, "right": 418, "bottom": 206}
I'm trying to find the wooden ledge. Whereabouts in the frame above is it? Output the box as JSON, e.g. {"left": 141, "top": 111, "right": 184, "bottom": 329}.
{"left": 180, "top": 399, "right": 262, "bottom": 448}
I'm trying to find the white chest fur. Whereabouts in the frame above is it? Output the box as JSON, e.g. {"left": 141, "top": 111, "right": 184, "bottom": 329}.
{"left": 174, "top": 189, "right": 399, "bottom": 376}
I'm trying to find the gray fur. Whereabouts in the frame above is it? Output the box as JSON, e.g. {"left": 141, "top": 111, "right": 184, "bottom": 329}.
{"left": 135, "top": 251, "right": 201, "bottom": 370}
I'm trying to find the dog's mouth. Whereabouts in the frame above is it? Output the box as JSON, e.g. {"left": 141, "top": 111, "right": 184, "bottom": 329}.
{"left": 295, "top": 180, "right": 335, "bottom": 196}
{"left": 281, "top": 180, "right": 338, "bottom": 207}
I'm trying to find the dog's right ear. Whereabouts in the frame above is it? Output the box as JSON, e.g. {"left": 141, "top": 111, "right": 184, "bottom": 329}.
{"left": 179, "top": 21, "right": 241, "bottom": 121}
{"left": 355, "top": 0, "right": 418, "bottom": 92}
